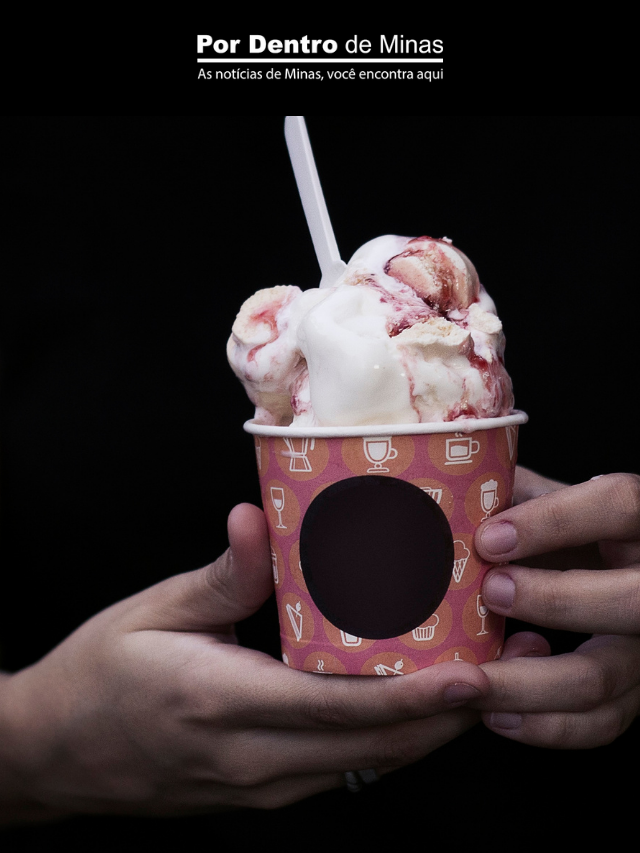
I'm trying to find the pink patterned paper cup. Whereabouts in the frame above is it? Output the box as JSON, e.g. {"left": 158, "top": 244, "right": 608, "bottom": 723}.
{"left": 245, "top": 412, "right": 527, "bottom": 676}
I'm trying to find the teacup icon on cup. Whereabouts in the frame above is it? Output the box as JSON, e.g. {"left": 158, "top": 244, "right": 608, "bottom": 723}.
{"left": 363, "top": 436, "right": 398, "bottom": 473}
{"left": 480, "top": 479, "right": 500, "bottom": 520}
{"left": 445, "top": 434, "right": 480, "bottom": 465}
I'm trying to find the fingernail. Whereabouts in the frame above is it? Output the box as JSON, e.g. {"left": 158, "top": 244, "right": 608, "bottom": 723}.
{"left": 483, "top": 572, "right": 516, "bottom": 610}
{"left": 444, "top": 683, "right": 483, "bottom": 706}
{"left": 488, "top": 712, "right": 522, "bottom": 730}
{"left": 480, "top": 521, "right": 517, "bottom": 556}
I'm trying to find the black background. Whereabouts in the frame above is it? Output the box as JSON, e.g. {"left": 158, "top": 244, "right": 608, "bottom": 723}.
{"left": 1, "top": 116, "right": 638, "bottom": 846}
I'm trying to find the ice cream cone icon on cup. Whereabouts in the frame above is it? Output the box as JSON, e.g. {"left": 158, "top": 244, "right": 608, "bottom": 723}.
{"left": 452, "top": 540, "right": 471, "bottom": 584}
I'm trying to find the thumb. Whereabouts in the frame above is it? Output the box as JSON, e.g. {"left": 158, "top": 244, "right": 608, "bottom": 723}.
{"left": 131, "top": 503, "right": 273, "bottom": 633}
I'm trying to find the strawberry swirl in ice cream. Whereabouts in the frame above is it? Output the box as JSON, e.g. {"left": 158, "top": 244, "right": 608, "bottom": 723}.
{"left": 227, "top": 235, "right": 514, "bottom": 427}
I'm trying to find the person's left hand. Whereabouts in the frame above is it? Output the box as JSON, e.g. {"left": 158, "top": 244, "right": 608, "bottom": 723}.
{"left": 472, "top": 466, "right": 640, "bottom": 748}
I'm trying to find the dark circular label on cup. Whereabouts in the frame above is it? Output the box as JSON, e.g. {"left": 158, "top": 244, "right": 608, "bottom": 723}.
{"left": 299, "top": 476, "right": 454, "bottom": 640}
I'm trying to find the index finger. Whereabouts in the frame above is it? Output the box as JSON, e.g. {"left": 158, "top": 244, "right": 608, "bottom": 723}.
{"left": 513, "top": 465, "right": 567, "bottom": 505}
{"left": 475, "top": 634, "right": 640, "bottom": 714}
{"left": 476, "top": 473, "right": 640, "bottom": 563}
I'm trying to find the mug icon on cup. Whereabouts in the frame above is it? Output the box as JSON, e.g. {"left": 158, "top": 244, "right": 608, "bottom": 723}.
{"left": 480, "top": 479, "right": 500, "bottom": 520}
{"left": 445, "top": 435, "right": 480, "bottom": 465}
{"left": 363, "top": 436, "right": 398, "bottom": 473}
{"left": 421, "top": 486, "right": 443, "bottom": 505}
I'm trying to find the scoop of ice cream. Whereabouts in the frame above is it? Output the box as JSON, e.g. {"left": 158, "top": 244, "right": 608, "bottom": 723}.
{"left": 227, "top": 235, "right": 514, "bottom": 427}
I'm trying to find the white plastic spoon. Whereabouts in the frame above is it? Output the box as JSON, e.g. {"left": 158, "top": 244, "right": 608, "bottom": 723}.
{"left": 284, "top": 116, "right": 347, "bottom": 288}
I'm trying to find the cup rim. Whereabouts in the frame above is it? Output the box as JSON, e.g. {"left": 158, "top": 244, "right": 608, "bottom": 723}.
{"left": 244, "top": 410, "right": 528, "bottom": 438}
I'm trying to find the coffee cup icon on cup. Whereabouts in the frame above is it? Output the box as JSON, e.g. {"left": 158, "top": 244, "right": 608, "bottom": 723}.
{"left": 445, "top": 435, "right": 481, "bottom": 465}
{"left": 363, "top": 436, "right": 398, "bottom": 473}
{"left": 480, "top": 479, "right": 500, "bottom": 520}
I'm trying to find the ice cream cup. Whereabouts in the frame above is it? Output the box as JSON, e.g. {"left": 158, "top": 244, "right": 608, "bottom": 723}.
{"left": 245, "top": 411, "right": 527, "bottom": 676}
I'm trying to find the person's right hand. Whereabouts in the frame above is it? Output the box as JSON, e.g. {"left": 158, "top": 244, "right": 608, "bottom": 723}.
{"left": 0, "top": 504, "right": 489, "bottom": 819}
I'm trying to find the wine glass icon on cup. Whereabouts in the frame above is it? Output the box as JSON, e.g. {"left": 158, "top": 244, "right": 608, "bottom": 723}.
{"left": 363, "top": 436, "right": 398, "bottom": 473}
{"left": 270, "top": 486, "right": 287, "bottom": 529}
{"left": 476, "top": 594, "right": 489, "bottom": 635}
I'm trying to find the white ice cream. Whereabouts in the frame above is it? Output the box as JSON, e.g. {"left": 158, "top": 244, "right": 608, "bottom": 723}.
{"left": 227, "top": 235, "right": 514, "bottom": 427}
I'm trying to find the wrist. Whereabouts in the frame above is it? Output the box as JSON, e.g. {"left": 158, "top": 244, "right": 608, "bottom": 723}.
{"left": 0, "top": 670, "right": 72, "bottom": 826}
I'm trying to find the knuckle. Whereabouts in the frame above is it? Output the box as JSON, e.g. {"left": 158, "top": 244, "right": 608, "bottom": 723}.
{"left": 378, "top": 683, "right": 426, "bottom": 723}
{"left": 300, "top": 684, "right": 360, "bottom": 729}
{"left": 576, "top": 657, "right": 616, "bottom": 708}
{"left": 371, "top": 729, "right": 423, "bottom": 768}
{"left": 624, "top": 582, "right": 640, "bottom": 629}
{"left": 538, "top": 499, "right": 573, "bottom": 540}
{"left": 537, "top": 704, "right": 630, "bottom": 750}
{"left": 536, "top": 573, "right": 571, "bottom": 623}
{"left": 204, "top": 552, "right": 237, "bottom": 611}
{"left": 605, "top": 473, "right": 640, "bottom": 535}
{"left": 542, "top": 713, "right": 581, "bottom": 748}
